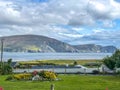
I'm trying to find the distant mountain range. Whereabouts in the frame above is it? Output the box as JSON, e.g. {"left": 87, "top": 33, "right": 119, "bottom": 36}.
{"left": 0, "top": 35, "right": 117, "bottom": 53}
{"left": 73, "top": 44, "right": 117, "bottom": 53}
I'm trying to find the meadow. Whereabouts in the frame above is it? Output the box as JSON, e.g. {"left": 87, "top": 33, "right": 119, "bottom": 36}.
{"left": 19, "top": 59, "right": 101, "bottom": 65}
{"left": 40, "top": 59, "right": 100, "bottom": 65}
{"left": 0, "top": 74, "right": 120, "bottom": 90}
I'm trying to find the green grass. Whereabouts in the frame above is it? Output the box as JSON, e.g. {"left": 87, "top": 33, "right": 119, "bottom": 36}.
{"left": 19, "top": 59, "right": 101, "bottom": 65}
{"left": 41, "top": 60, "right": 100, "bottom": 65}
{"left": 24, "top": 45, "right": 41, "bottom": 51}
{"left": 0, "top": 75, "right": 120, "bottom": 90}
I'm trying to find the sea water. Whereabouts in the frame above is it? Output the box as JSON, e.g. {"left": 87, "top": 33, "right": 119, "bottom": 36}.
{"left": 2, "top": 52, "right": 112, "bottom": 61}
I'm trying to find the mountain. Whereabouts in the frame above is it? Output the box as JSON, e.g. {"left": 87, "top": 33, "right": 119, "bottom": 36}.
{"left": 73, "top": 44, "right": 117, "bottom": 53}
{"left": 0, "top": 35, "right": 78, "bottom": 52}
{"left": 0, "top": 35, "right": 117, "bottom": 53}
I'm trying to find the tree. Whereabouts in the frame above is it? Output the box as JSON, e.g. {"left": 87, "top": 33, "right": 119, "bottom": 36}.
{"left": 73, "top": 61, "right": 78, "bottom": 65}
{"left": 103, "top": 49, "right": 120, "bottom": 70}
{"left": 0, "top": 59, "right": 13, "bottom": 75}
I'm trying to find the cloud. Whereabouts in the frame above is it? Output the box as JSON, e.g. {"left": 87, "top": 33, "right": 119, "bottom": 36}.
{"left": 0, "top": 0, "right": 120, "bottom": 47}
{"left": 68, "top": 0, "right": 120, "bottom": 27}
{"left": 68, "top": 29, "right": 120, "bottom": 48}
{"left": 87, "top": 0, "right": 112, "bottom": 19}
{"left": 58, "top": 33, "right": 83, "bottom": 38}
{"left": 68, "top": 14, "right": 95, "bottom": 26}
{"left": 72, "top": 27, "right": 84, "bottom": 31}
{"left": 0, "top": 0, "right": 120, "bottom": 27}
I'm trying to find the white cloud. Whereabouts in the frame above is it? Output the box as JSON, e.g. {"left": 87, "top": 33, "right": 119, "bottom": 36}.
{"left": 93, "top": 30, "right": 102, "bottom": 33}
{"left": 68, "top": 30, "right": 120, "bottom": 48}
{"left": 88, "top": 0, "right": 111, "bottom": 19}
{"left": 0, "top": 0, "right": 120, "bottom": 47}
{"left": 72, "top": 27, "right": 84, "bottom": 31}
{"left": 110, "top": 0, "right": 120, "bottom": 18}
{"left": 0, "top": 0, "right": 120, "bottom": 27}
{"left": 58, "top": 33, "right": 83, "bottom": 38}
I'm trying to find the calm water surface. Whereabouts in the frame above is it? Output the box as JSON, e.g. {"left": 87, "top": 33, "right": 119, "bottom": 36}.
{"left": 2, "top": 52, "right": 112, "bottom": 61}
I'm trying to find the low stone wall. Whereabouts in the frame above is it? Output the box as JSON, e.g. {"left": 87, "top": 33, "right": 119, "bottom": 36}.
{"left": 13, "top": 68, "right": 98, "bottom": 74}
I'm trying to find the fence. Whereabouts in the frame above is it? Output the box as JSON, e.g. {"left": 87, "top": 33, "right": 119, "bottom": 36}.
{"left": 13, "top": 68, "right": 98, "bottom": 74}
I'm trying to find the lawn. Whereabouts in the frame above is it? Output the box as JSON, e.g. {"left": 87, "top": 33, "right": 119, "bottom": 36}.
{"left": 0, "top": 75, "right": 120, "bottom": 90}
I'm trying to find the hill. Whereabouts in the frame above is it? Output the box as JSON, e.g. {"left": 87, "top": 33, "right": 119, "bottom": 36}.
{"left": 73, "top": 44, "right": 117, "bottom": 53}
{"left": 0, "top": 35, "right": 117, "bottom": 53}
{"left": 0, "top": 35, "right": 78, "bottom": 52}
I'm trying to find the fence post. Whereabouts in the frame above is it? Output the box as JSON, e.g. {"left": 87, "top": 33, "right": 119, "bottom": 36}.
{"left": 52, "top": 65, "right": 54, "bottom": 72}
{"left": 84, "top": 68, "right": 87, "bottom": 75}
{"left": 64, "top": 68, "right": 67, "bottom": 74}
{"left": 50, "top": 84, "right": 54, "bottom": 90}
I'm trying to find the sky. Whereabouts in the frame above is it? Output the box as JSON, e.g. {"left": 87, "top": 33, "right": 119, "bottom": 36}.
{"left": 0, "top": 0, "right": 120, "bottom": 48}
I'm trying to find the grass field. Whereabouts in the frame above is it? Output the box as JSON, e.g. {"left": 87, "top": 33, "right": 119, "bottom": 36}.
{"left": 19, "top": 59, "right": 101, "bottom": 65}
{"left": 0, "top": 75, "right": 120, "bottom": 90}
{"left": 41, "top": 59, "right": 101, "bottom": 65}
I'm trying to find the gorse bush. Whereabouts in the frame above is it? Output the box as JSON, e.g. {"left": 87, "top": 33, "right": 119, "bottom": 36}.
{"left": 39, "top": 71, "right": 57, "bottom": 80}
{"left": 13, "top": 73, "right": 32, "bottom": 80}
{"left": 5, "top": 73, "right": 32, "bottom": 81}
{"left": 32, "top": 70, "right": 57, "bottom": 80}
{"left": 6, "top": 70, "right": 57, "bottom": 81}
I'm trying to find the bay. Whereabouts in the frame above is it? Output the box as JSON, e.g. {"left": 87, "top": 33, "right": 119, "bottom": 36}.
{"left": 2, "top": 52, "right": 112, "bottom": 61}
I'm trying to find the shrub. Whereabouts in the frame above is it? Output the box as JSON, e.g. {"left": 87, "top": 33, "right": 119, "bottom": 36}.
{"left": 5, "top": 76, "right": 13, "bottom": 81}
{"left": 84, "top": 62, "right": 101, "bottom": 67}
{"left": 103, "top": 49, "right": 120, "bottom": 70}
{"left": 6, "top": 71, "right": 57, "bottom": 81}
{"left": 92, "top": 70, "right": 99, "bottom": 74}
{"left": 38, "top": 70, "right": 57, "bottom": 80}
{"left": 13, "top": 73, "right": 32, "bottom": 80}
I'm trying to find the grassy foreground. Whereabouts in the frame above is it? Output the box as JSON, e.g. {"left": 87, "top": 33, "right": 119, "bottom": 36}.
{"left": 0, "top": 75, "right": 120, "bottom": 90}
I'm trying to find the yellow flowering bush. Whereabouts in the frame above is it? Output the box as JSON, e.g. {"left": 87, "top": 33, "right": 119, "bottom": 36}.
{"left": 6, "top": 71, "right": 58, "bottom": 81}
{"left": 13, "top": 73, "right": 32, "bottom": 80}
{"left": 39, "top": 71, "right": 57, "bottom": 80}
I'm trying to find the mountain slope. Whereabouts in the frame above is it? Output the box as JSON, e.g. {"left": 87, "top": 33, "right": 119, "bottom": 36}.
{"left": 0, "top": 35, "right": 78, "bottom": 52}
{"left": 73, "top": 44, "right": 117, "bottom": 53}
{"left": 0, "top": 35, "right": 117, "bottom": 53}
